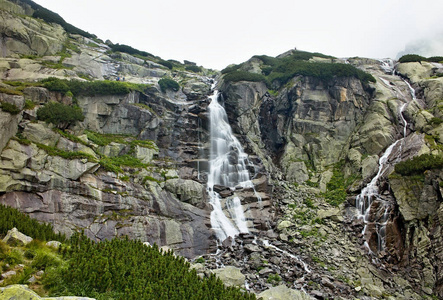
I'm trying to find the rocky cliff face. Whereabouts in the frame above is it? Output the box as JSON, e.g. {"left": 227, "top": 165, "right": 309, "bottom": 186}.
{"left": 1, "top": 0, "right": 443, "bottom": 298}
{"left": 217, "top": 54, "right": 443, "bottom": 297}
{"left": 0, "top": 0, "right": 219, "bottom": 258}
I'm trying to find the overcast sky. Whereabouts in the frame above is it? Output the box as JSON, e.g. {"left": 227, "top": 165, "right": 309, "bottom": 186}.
{"left": 33, "top": 0, "right": 443, "bottom": 70}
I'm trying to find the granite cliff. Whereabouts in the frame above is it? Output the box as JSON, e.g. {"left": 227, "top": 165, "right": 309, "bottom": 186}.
{"left": 0, "top": 0, "right": 443, "bottom": 299}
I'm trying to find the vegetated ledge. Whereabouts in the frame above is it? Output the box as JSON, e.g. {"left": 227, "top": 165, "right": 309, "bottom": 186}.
{"left": 221, "top": 50, "right": 376, "bottom": 88}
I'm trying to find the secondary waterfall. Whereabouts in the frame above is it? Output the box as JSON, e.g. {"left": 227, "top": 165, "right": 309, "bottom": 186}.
{"left": 356, "top": 69, "right": 415, "bottom": 253}
{"left": 207, "top": 89, "right": 254, "bottom": 242}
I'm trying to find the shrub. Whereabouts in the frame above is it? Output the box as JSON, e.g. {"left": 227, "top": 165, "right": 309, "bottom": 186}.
{"left": 109, "top": 43, "right": 153, "bottom": 58}
{"left": 322, "top": 162, "right": 359, "bottom": 207}
{"left": 37, "top": 102, "right": 84, "bottom": 129}
{"left": 40, "top": 77, "right": 146, "bottom": 96}
{"left": 0, "top": 102, "right": 21, "bottom": 115}
{"left": 427, "top": 56, "right": 443, "bottom": 63}
{"left": 221, "top": 64, "right": 242, "bottom": 74}
{"left": 185, "top": 65, "right": 202, "bottom": 73}
{"left": 158, "top": 78, "right": 180, "bottom": 92}
{"left": 0, "top": 204, "right": 66, "bottom": 242}
{"left": 395, "top": 154, "right": 443, "bottom": 176}
{"left": 44, "top": 234, "right": 256, "bottom": 300}
{"left": 158, "top": 60, "right": 173, "bottom": 69}
{"left": 41, "top": 78, "right": 71, "bottom": 94}
{"left": 398, "top": 54, "right": 427, "bottom": 63}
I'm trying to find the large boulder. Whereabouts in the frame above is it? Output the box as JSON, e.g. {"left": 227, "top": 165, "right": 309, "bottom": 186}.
{"left": 211, "top": 266, "right": 245, "bottom": 288}
{"left": 0, "top": 284, "right": 96, "bottom": 300}
{"left": 2, "top": 227, "right": 32, "bottom": 245}
{"left": 164, "top": 178, "right": 206, "bottom": 208}
{"left": 396, "top": 62, "right": 434, "bottom": 83}
{"left": 258, "top": 285, "right": 313, "bottom": 300}
{"left": 390, "top": 175, "right": 440, "bottom": 221}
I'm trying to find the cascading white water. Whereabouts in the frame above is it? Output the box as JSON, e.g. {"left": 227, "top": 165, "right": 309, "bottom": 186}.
{"left": 356, "top": 140, "right": 400, "bottom": 252}
{"left": 207, "top": 88, "right": 255, "bottom": 242}
{"left": 356, "top": 72, "right": 414, "bottom": 253}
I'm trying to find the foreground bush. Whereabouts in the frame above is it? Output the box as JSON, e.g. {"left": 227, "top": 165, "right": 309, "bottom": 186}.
{"left": 0, "top": 205, "right": 66, "bottom": 242}
{"left": 45, "top": 234, "right": 255, "bottom": 300}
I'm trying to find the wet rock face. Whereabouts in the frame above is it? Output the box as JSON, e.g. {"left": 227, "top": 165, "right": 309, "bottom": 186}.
{"left": 220, "top": 76, "right": 373, "bottom": 182}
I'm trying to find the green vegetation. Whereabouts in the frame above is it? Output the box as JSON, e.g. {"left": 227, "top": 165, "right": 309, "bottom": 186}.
{"left": 0, "top": 86, "right": 24, "bottom": 96}
{"left": 322, "top": 162, "right": 359, "bottom": 207}
{"left": 158, "top": 78, "right": 180, "bottom": 92}
{"left": 85, "top": 130, "right": 157, "bottom": 150}
{"left": 398, "top": 54, "right": 443, "bottom": 63}
{"left": 394, "top": 154, "right": 443, "bottom": 176}
{"left": 54, "top": 128, "right": 88, "bottom": 146}
{"left": 22, "top": 0, "right": 94, "bottom": 38}
{"left": 99, "top": 155, "right": 148, "bottom": 174}
{"left": 158, "top": 60, "right": 173, "bottom": 70}
{"left": 223, "top": 71, "right": 266, "bottom": 84}
{"left": 44, "top": 234, "right": 256, "bottom": 300}
{"left": 40, "top": 77, "right": 147, "bottom": 96}
{"left": 0, "top": 205, "right": 66, "bottom": 242}
{"left": 267, "top": 273, "right": 281, "bottom": 285}
{"left": 35, "top": 142, "right": 96, "bottom": 162}
{"left": 24, "top": 99, "right": 36, "bottom": 110}
{"left": 37, "top": 102, "right": 84, "bottom": 129}
{"left": 0, "top": 102, "right": 21, "bottom": 115}
{"left": 185, "top": 65, "right": 202, "bottom": 73}
{"left": 109, "top": 43, "right": 154, "bottom": 58}
{"left": 221, "top": 64, "right": 243, "bottom": 74}
{"left": 221, "top": 50, "right": 375, "bottom": 88}
{"left": 0, "top": 207, "right": 254, "bottom": 299}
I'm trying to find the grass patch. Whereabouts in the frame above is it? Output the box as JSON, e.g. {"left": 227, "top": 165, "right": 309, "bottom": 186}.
{"left": 0, "top": 86, "right": 24, "bottom": 96}
{"left": 54, "top": 129, "right": 89, "bottom": 146}
{"left": 36, "top": 143, "right": 96, "bottom": 162}
{"left": 322, "top": 162, "right": 359, "bottom": 207}
{"left": 0, "top": 102, "right": 21, "bottom": 114}
{"left": 24, "top": 99, "right": 36, "bottom": 110}
{"left": 99, "top": 155, "right": 148, "bottom": 174}
{"left": 85, "top": 131, "right": 157, "bottom": 150}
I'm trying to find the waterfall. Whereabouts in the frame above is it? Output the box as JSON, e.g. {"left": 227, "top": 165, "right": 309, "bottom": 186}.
{"left": 356, "top": 75, "right": 413, "bottom": 253}
{"left": 207, "top": 88, "right": 254, "bottom": 242}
